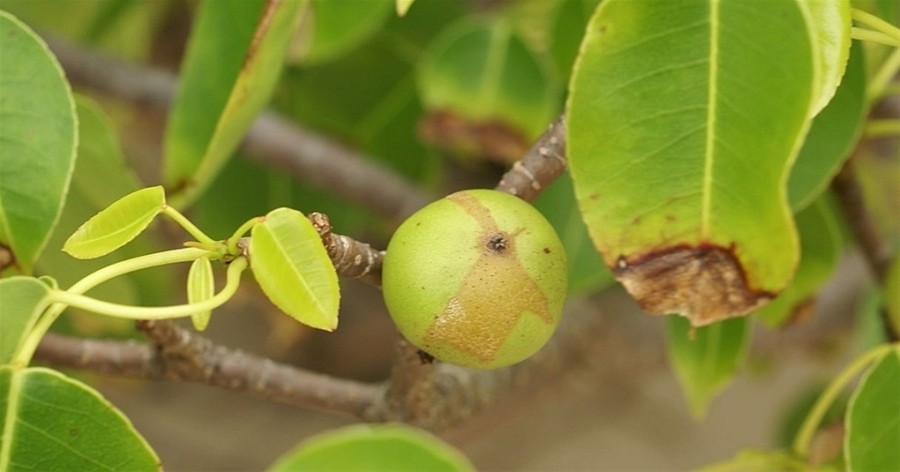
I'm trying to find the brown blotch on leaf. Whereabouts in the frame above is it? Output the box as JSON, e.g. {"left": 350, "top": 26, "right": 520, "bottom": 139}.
{"left": 614, "top": 244, "right": 775, "bottom": 327}
{"left": 419, "top": 110, "right": 530, "bottom": 165}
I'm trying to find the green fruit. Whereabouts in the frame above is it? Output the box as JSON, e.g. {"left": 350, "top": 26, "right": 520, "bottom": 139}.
{"left": 382, "top": 189, "right": 568, "bottom": 369}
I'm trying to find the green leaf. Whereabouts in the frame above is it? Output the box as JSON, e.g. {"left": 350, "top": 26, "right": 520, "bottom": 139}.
{"left": 799, "top": 0, "right": 851, "bottom": 117}
{"left": 0, "top": 366, "right": 160, "bottom": 471}
{"left": 0, "top": 277, "right": 51, "bottom": 366}
{"left": 0, "top": 12, "right": 77, "bottom": 276}
{"left": 293, "top": 0, "right": 393, "bottom": 64}
{"left": 268, "top": 424, "right": 474, "bottom": 472}
{"left": 697, "top": 449, "right": 808, "bottom": 472}
{"left": 567, "top": 0, "right": 815, "bottom": 326}
{"left": 188, "top": 257, "right": 214, "bottom": 331}
{"left": 63, "top": 186, "right": 165, "bottom": 259}
{"left": 534, "top": 173, "right": 614, "bottom": 294}
{"left": 164, "top": 0, "right": 304, "bottom": 209}
{"left": 789, "top": 41, "right": 868, "bottom": 212}
{"left": 845, "top": 348, "right": 900, "bottom": 472}
{"left": 250, "top": 208, "right": 339, "bottom": 331}
{"left": 666, "top": 316, "right": 750, "bottom": 417}
{"left": 417, "top": 17, "right": 559, "bottom": 141}
{"left": 756, "top": 199, "right": 843, "bottom": 328}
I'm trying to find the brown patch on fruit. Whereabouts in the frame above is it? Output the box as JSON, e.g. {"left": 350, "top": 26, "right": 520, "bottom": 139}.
{"left": 614, "top": 244, "right": 775, "bottom": 327}
{"left": 424, "top": 192, "right": 552, "bottom": 362}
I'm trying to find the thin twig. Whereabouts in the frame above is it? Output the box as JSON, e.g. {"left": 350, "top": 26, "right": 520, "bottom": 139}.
{"left": 308, "top": 212, "right": 384, "bottom": 287}
{"left": 46, "top": 38, "right": 430, "bottom": 223}
{"left": 495, "top": 116, "right": 567, "bottom": 202}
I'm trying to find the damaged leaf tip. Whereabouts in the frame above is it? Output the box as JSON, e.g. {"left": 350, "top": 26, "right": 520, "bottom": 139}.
{"left": 614, "top": 245, "right": 775, "bottom": 326}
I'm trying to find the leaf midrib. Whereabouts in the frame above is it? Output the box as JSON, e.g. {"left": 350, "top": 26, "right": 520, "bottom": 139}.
{"left": 701, "top": 0, "right": 720, "bottom": 238}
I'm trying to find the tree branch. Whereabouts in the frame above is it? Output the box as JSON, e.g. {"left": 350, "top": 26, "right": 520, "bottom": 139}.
{"left": 46, "top": 38, "right": 430, "bottom": 223}
{"left": 36, "top": 328, "right": 380, "bottom": 418}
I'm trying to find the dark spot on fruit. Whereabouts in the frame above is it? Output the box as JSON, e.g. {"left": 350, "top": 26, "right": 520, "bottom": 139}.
{"left": 488, "top": 233, "right": 508, "bottom": 253}
{"left": 543, "top": 248, "right": 551, "bottom": 254}
{"left": 614, "top": 244, "right": 775, "bottom": 326}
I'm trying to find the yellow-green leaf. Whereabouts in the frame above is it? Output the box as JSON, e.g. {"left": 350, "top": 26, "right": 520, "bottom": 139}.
{"left": 63, "top": 186, "right": 164, "bottom": 259}
{"left": 798, "top": 0, "right": 852, "bottom": 117}
{"left": 188, "top": 257, "right": 214, "bottom": 331}
{"left": 250, "top": 208, "right": 339, "bottom": 331}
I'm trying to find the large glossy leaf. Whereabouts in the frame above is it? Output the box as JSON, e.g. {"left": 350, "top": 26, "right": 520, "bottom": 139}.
{"left": 164, "top": 0, "right": 303, "bottom": 209}
{"left": 755, "top": 199, "right": 843, "bottom": 328}
{"left": 268, "top": 424, "right": 474, "bottom": 472}
{"left": 250, "top": 208, "right": 339, "bottom": 331}
{"left": 417, "top": 17, "right": 558, "bottom": 142}
{"left": 0, "top": 366, "right": 159, "bottom": 471}
{"left": 63, "top": 186, "right": 164, "bottom": 259}
{"left": 292, "top": 0, "right": 393, "bottom": 65}
{"left": 0, "top": 12, "right": 77, "bottom": 276}
{"left": 845, "top": 348, "right": 900, "bottom": 471}
{"left": 799, "top": 0, "right": 851, "bottom": 117}
{"left": 0, "top": 277, "right": 51, "bottom": 366}
{"left": 666, "top": 316, "right": 750, "bottom": 417}
{"left": 567, "top": 0, "right": 815, "bottom": 326}
{"left": 789, "top": 41, "right": 867, "bottom": 212}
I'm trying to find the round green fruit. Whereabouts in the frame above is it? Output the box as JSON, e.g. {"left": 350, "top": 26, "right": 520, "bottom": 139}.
{"left": 382, "top": 189, "right": 568, "bottom": 369}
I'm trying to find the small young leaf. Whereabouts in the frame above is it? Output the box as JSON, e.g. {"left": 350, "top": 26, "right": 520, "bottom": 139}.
{"left": 268, "top": 424, "right": 474, "bottom": 472}
{"left": 0, "top": 366, "right": 160, "bottom": 471}
{"left": 0, "top": 277, "right": 51, "bottom": 366}
{"left": 250, "top": 208, "right": 340, "bottom": 331}
{"left": 755, "top": 199, "right": 843, "bottom": 328}
{"left": 188, "top": 257, "right": 214, "bottom": 331}
{"left": 845, "top": 348, "right": 900, "bottom": 471}
{"left": 63, "top": 186, "right": 165, "bottom": 259}
{"left": 0, "top": 12, "right": 77, "bottom": 276}
{"left": 666, "top": 316, "right": 750, "bottom": 417}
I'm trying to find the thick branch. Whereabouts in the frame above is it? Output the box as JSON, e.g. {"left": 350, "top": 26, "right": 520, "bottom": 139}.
{"left": 36, "top": 328, "right": 380, "bottom": 418}
{"left": 47, "top": 38, "right": 430, "bottom": 222}
{"left": 831, "top": 161, "right": 893, "bottom": 283}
